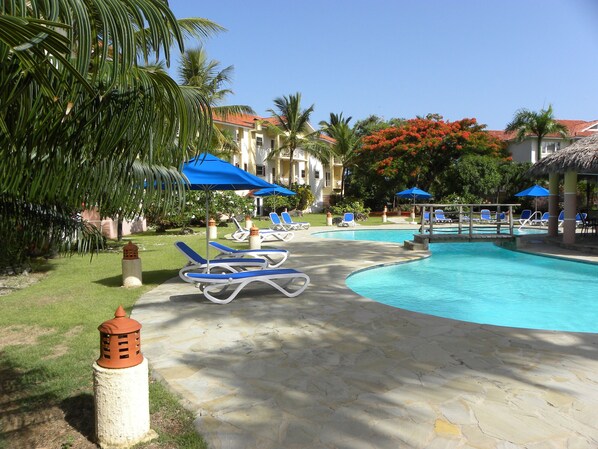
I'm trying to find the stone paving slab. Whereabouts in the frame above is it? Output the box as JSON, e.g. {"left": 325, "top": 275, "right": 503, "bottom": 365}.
{"left": 132, "top": 225, "right": 598, "bottom": 449}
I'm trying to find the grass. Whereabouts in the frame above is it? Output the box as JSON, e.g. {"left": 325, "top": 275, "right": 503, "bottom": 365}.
{"left": 0, "top": 214, "right": 389, "bottom": 447}
{"left": 0, "top": 226, "right": 234, "bottom": 448}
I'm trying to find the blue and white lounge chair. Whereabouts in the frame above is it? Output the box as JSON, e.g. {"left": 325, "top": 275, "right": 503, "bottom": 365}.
{"left": 557, "top": 210, "right": 565, "bottom": 227}
{"left": 576, "top": 212, "right": 587, "bottom": 227}
{"left": 518, "top": 209, "right": 532, "bottom": 225}
{"left": 530, "top": 211, "right": 549, "bottom": 226}
{"left": 281, "top": 211, "right": 310, "bottom": 230}
{"left": 231, "top": 217, "right": 294, "bottom": 242}
{"left": 479, "top": 209, "right": 493, "bottom": 222}
{"left": 174, "top": 241, "right": 268, "bottom": 280}
{"left": 434, "top": 209, "right": 452, "bottom": 223}
{"left": 268, "top": 212, "right": 288, "bottom": 231}
{"left": 338, "top": 212, "right": 355, "bottom": 227}
{"left": 183, "top": 268, "right": 310, "bottom": 304}
{"left": 209, "top": 241, "right": 289, "bottom": 268}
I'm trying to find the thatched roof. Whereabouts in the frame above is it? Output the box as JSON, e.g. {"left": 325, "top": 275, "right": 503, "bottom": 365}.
{"left": 528, "top": 133, "right": 598, "bottom": 176}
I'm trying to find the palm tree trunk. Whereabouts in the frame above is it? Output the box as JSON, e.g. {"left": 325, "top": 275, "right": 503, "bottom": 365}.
{"left": 340, "top": 165, "right": 346, "bottom": 199}
{"left": 536, "top": 136, "right": 543, "bottom": 162}
{"left": 288, "top": 149, "right": 295, "bottom": 189}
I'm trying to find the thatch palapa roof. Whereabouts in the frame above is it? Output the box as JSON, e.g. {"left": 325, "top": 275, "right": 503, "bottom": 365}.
{"left": 528, "top": 133, "right": 598, "bottom": 176}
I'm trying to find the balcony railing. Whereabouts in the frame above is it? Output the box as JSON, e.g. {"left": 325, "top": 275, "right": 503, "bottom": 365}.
{"left": 279, "top": 149, "right": 306, "bottom": 160}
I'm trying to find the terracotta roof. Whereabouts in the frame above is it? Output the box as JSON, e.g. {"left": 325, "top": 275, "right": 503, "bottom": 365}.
{"left": 488, "top": 119, "right": 598, "bottom": 141}
{"left": 212, "top": 112, "right": 286, "bottom": 129}
{"left": 212, "top": 113, "right": 261, "bottom": 128}
{"left": 318, "top": 134, "right": 336, "bottom": 144}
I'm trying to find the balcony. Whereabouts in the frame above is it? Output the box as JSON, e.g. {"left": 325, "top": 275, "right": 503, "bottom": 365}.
{"left": 279, "top": 149, "right": 306, "bottom": 161}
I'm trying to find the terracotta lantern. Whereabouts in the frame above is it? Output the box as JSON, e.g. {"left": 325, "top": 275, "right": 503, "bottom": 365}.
{"left": 97, "top": 305, "right": 143, "bottom": 369}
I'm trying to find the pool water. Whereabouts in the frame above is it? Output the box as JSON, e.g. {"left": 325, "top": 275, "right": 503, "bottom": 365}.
{"left": 313, "top": 227, "right": 546, "bottom": 243}
{"left": 316, "top": 230, "right": 598, "bottom": 332}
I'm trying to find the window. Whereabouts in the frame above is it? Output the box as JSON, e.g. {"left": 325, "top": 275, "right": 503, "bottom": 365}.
{"left": 271, "top": 167, "right": 276, "bottom": 178}
{"left": 256, "top": 136, "right": 263, "bottom": 147}
{"left": 301, "top": 169, "right": 306, "bottom": 178}
{"left": 542, "top": 142, "right": 560, "bottom": 154}
{"left": 270, "top": 139, "right": 275, "bottom": 150}
{"left": 325, "top": 172, "right": 331, "bottom": 187}
{"left": 314, "top": 170, "right": 320, "bottom": 179}
{"left": 256, "top": 165, "right": 265, "bottom": 176}
{"left": 244, "top": 163, "right": 248, "bottom": 171}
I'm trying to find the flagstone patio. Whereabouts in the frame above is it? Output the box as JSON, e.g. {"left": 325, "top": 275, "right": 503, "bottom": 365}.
{"left": 132, "top": 226, "right": 598, "bottom": 449}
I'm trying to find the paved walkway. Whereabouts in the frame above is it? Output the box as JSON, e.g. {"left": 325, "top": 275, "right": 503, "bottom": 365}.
{"left": 132, "top": 225, "right": 598, "bottom": 449}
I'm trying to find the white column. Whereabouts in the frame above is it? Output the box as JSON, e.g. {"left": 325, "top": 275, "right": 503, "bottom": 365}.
{"left": 548, "top": 173, "right": 559, "bottom": 237}
{"left": 563, "top": 170, "right": 577, "bottom": 244}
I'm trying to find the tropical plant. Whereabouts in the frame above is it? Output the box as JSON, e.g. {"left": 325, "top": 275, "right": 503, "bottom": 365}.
{"left": 0, "top": 0, "right": 221, "bottom": 269}
{"left": 353, "top": 115, "right": 507, "bottom": 208}
{"left": 329, "top": 198, "right": 371, "bottom": 217}
{"left": 177, "top": 46, "right": 254, "bottom": 159}
{"left": 505, "top": 104, "right": 569, "bottom": 162}
{"left": 319, "top": 113, "right": 362, "bottom": 199}
{"left": 265, "top": 92, "right": 327, "bottom": 188}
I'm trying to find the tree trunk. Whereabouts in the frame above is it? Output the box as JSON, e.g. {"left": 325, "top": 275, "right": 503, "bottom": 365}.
{"left": 288, "top": 149, "right": 295, "bottom": 189}
{"left": 536, "top": 136, "right": 543, "bottom": 162}
{"left": 340, "top": 165, "right": 346, "bottom": 199}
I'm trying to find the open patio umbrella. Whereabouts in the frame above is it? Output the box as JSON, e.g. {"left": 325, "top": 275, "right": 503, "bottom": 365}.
{"left": 514, "top": 184, "right": 550, "bottom": 213}
{"left": 252, "top": 184, "right": 296, "bottom": 214}
{"left": 396, "top": 187, "right": 432, "bottom": 223}
{"left": 181, "top": 153, "right": 273, "bottom": 270}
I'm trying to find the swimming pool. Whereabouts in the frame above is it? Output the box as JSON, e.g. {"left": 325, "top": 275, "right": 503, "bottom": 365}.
{"left": 313, "top": 227, "right": 546, "bottom": 243}
{"left": 316, "top": 230, "right": 598, "bottom": 332}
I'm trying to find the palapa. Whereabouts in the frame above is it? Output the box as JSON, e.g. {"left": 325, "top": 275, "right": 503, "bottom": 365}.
{"left": 528, "top": 133, "right": 598, "bottom": 176}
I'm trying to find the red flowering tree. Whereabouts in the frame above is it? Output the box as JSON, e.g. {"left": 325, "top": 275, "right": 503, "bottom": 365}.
{"left": 356, "top": 115, "right": 507, "bottom": 196}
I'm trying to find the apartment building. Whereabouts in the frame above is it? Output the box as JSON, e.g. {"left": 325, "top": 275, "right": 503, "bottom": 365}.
{"left": 489, "top": 119, "right": 598, "bottom": 163}
{"left": 213, "top": 113, "right": 340, "bottom": 211}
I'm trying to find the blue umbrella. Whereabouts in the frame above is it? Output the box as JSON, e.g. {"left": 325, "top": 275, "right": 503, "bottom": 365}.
{"left": 181, "top": 153, "right": 273, "bottom": 270}
{"left": 252, "top": 184, "right": 296, "bottom": 215}
{"left": 396, "top": 187, "right": 433, "bottom": 223}
{"left": 253, "top": 185, "right": 296, "bottom": 197}
{"left": 396, "top": 186, "right": 433, "bottom": 200}
{"left": 515, "top": 184, "right": 549, "bottom": 212}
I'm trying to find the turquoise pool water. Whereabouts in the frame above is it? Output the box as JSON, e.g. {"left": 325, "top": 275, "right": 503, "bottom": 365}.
{"left": 313, "top": 227, "right": 546, "bottom": 243}
{"left": 316, "top": 230, "right": 598, "bottom": 332}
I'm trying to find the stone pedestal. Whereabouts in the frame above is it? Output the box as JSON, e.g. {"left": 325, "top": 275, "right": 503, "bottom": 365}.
{"left": 249, "top": 226, "right": 261, "bottom": 249}
{"left": 122, "top": 259, "right": 142, "bottom": 288}
{"left": 94, "top": 358, "right": 157, "bottom": 449}
{"left": 208, "top": 219, "right": 218, "bottom": 240}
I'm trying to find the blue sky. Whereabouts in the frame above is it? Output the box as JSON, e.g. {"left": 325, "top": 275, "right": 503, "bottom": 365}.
{"left": 165, "top": 0, "right": 598, "bottom": 131}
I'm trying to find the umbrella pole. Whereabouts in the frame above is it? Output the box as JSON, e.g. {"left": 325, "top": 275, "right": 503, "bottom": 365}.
{"left": 205, "top": 190, "right": 210, "bottom": 273}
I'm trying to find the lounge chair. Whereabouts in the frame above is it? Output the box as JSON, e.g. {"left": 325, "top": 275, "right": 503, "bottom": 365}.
{"left": 209, "top": 241, "right": 289, "bottom": 268}
{"left": 530, "top": 211, "right": 549, "bottom": 226}
{"left": 479, "top": 209, "right": 493, "bottom": 222}
{"left": 518, "top": 209, "right": 532, "bottom": 225}
{"left": 231, "top": 217, "right": 294, "bottom": 242}
{"left": 557, "top": 210, "right": 565, "bottom": 227}
{"left": 576, "top": 213, "right": 587, "bottom": 227}
{"left": 338, "top": 212, "right": 356, "bottom": 227}
{"left": 434, "top": 209, "right": 452, "bottom": 223}
{"left": 174, "top": 241, "right": 268, "bottom": 280}
{"left": 281, "top": 211, "right": 310, "bottom": 230}
{"left": 268, "top": 212, "right": 288, "bottom": 231}
{"left": 182, "top": 268, "right": 310, "bottom": 304}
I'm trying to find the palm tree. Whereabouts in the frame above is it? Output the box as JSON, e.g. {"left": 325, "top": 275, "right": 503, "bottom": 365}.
{"left": 505, "top": 105, "right": 569, "bottom": 162}
{"left": 266, "top": 92, "right": 325, "bottom": 188}
{"left": 319, "top": 113, "right": 362, "bottom": 199}
{"left": 0, "top": 0, "right": 221, "bottom": 267}
{"left": 178, "top": 46, "right": 254, "bottom": 159}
